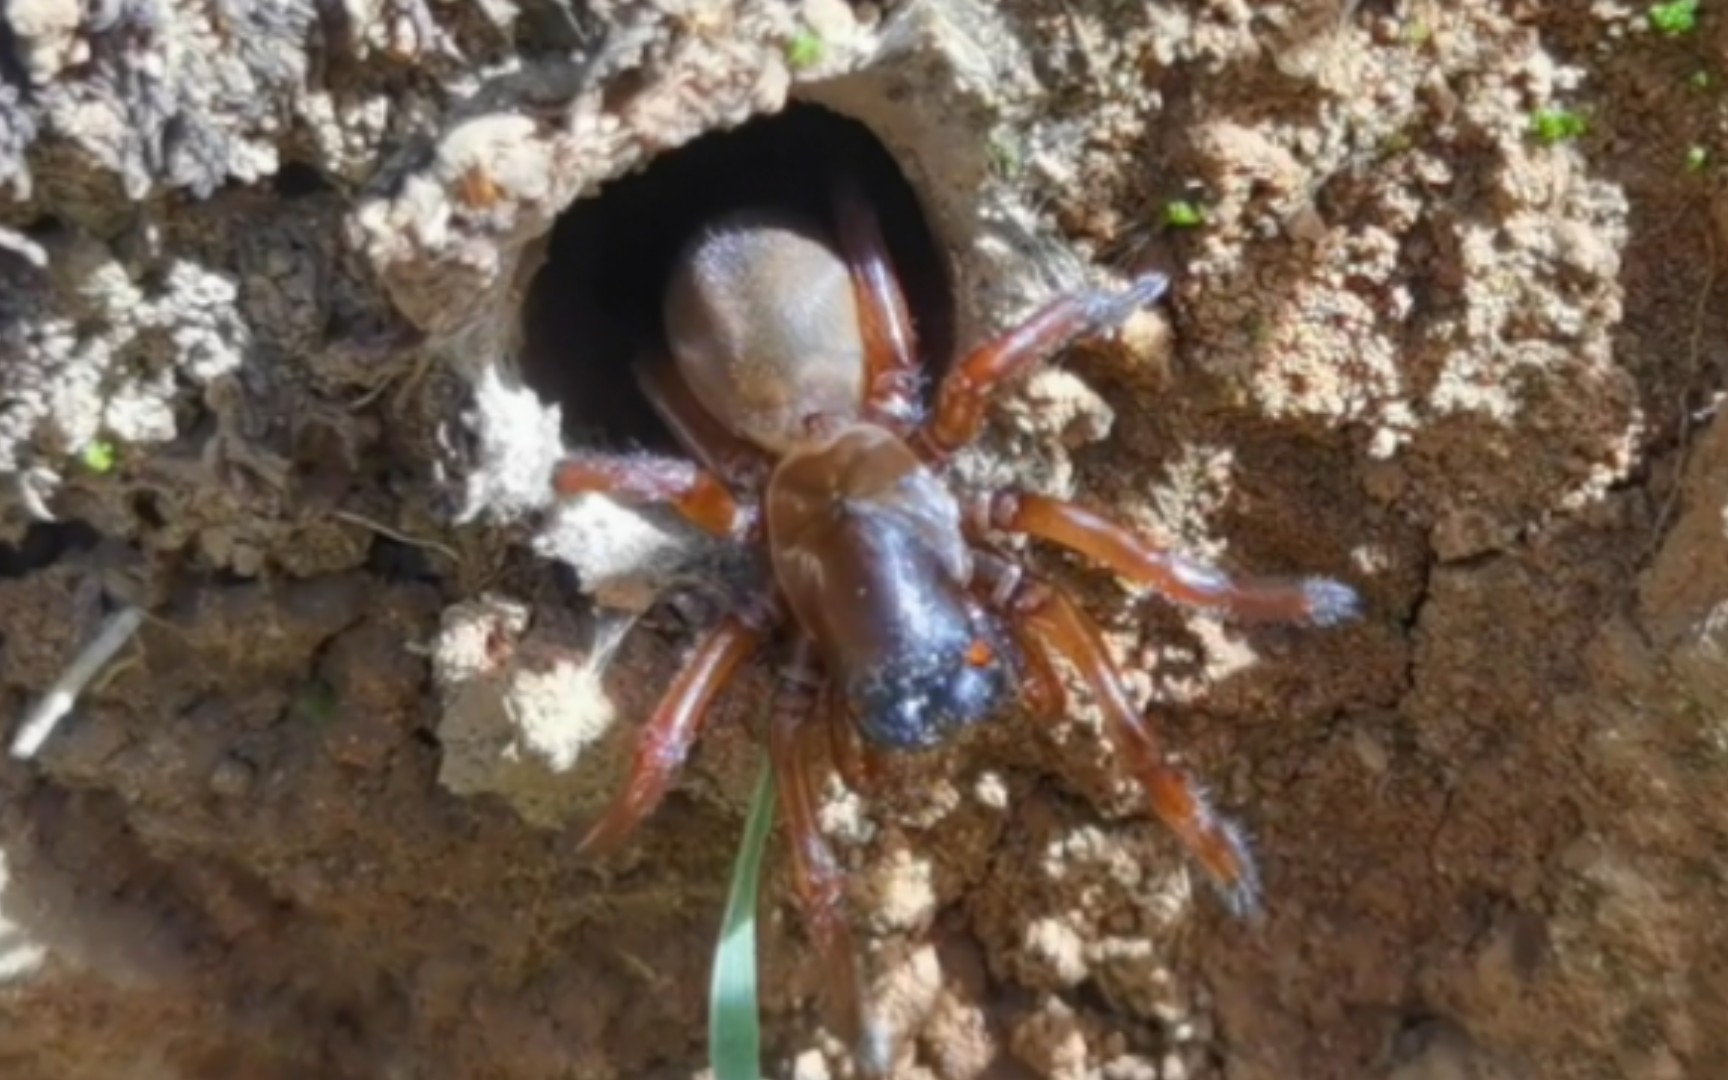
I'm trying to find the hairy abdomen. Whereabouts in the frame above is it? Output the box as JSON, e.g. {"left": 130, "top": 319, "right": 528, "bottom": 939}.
{"left": 663, "top": 209, "right": 866, "bottom": 453}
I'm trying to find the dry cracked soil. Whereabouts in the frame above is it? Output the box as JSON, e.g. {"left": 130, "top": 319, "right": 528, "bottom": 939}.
{"left": 1, "top": 0, "right": 1726, "bottom": 1078}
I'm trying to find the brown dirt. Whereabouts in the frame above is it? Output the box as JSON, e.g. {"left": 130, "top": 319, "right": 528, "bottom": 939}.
{"left": 2, "top": 1, "right": 1726, "bottom": 1078}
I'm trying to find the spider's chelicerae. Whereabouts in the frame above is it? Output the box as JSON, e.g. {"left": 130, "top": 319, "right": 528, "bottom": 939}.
{"left": 551, "top": 169, "right": 1360, "bottom": 1063}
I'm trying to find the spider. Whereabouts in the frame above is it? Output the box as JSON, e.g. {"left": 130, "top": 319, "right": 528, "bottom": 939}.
{"left": 549, "top": 167, "right": 1361, "bottom": 1065}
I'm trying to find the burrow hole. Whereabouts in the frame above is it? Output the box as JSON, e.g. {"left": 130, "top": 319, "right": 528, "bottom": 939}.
{"left": 0, "top": 521, "right": 102, "bottom": 579}
{"left": 520, "top": 102, "right": 955, "bottom": 452}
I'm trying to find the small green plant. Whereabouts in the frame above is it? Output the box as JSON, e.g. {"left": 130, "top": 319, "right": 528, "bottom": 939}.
{"left": 292, "top": 678, "right": 339, "bottom": 724}
{"left": 1649, "top": 0, "right": 1699, "bottom": 36}
{"left": 708, "top": 759, "right": 777, "bottom": 1080}
{"left": 1690, "top": 69, "right": 1713, "bottom": 89}
{"left": 785, "top": 29, "right": 824, "bottom": 70}
{"left": 1164, "top": 199, "right": 1206, "bottom": 228}
{"left": 1379, "top": 127, "right": 1416, "bottom": 159}
{"left": 1688, "top": 144, "right": 1710, "bottom": 172}
{"left": 987, "top": 133, "right": 1023, "bottom": 179}
{"left": 1529, "top": 107, "right": 1588, "bottom": 145}
{"left": 80, "top": 440, "right": 117, "bottom": 474}
{"left": 1244, "top": 312, "right": 1271, "bottom": 348}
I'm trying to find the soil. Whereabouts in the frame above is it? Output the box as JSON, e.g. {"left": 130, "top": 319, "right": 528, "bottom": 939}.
{"left": 1, "top": 1, "right": 1726, "bottom": 1078}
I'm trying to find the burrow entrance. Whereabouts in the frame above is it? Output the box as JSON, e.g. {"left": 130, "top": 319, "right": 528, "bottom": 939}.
{"left": 519, "top": 102, "right": 954, "bottom": 453}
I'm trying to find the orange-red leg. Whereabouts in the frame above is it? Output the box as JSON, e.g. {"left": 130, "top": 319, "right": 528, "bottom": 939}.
{"left": 971, "top": 544, "right": 1066, "bottom": 718}
{"left": 636, "top": 351, "right": 772, "bottom": 489}
{"left": 768, "top": 641, "right": 867, "bottom": 1051}
{"left": 917, "top": 271, "right": 1170, "bottom": 457}
{"left": 831, "top": 171, "right": 921, "bottom": 431}
{"left": 826, "top": 686, "right": 885, "bottom": 797}
{"left": 1015, "top": 618, "right": 1068, "bottom": 718}
{"left": 577, "top": 614, "right": 765, "bottom": 854}
{"left": 978, "top": 490, "right": 1361, "bottom": 627}
{"left": 975, "top": 551, "right": 1260, "bottom": 916}
{"left": 552, "top": 451, "right": 753, "bottom": 540}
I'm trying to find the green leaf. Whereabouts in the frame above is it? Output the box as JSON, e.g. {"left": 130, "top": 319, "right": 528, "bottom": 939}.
{"left": 1529, "top": 107, "right": 1587, "bottom": 146}
{"left": 1649, "top": 0, "right": 1699, "bottom": 36}
{"left": 710, "top": 757, "right": 777, "bottom": 1080}
{"left": 291, "top": 678, "right": 339, "bottom": 724}
{"left": 80, "top": 440, "right": 117, "bottom": 474}
{"left": 1164, "top": 200, "right": 1206, "bottom": 228}
{"left": 785, "top": 30, "right": 824, "bottom": 71}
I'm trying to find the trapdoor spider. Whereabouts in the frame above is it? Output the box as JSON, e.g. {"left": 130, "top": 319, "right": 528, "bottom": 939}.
{"left": 551, "top": 170, "right": 1360, "bottom": 1059}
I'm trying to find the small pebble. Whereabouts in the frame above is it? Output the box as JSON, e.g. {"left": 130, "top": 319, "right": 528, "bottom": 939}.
{"left": 209, "top": 755, "right": 255, "bottom": 798}
{"left": 791, "top": 1049, "right": 830, "bottom": 1080}
{"left": 1351, "top": 727, "right": 1390, "bottom": 774}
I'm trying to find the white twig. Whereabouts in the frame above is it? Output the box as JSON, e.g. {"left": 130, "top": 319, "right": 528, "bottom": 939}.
{"left": 11, "top": 606, "right": 145, "bottom": 760}
{"left": 331, "top": 509, "right": 462, "bottom": 565}
{"left": 13, "top": 468, "right": 57, "bottom": 523}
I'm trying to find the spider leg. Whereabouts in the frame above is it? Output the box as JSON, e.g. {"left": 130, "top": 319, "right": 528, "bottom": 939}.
{"left": 577, "top": 612, "right": 766, "bottom": 855}
{"left": 636, "top": 351, "right": 772, "bottom": 489}
{"left": 825, "top": 685, "right": 885, "bottom": 797}
{"left": 973, "top": 549, "right": 1261, "bottom": 917}
{"left": 916, "top": 271, "right": 1170, "bottom": 458}
{"left": 974, "top": 490, "right": 1361, "bottom": 627}
{"left": 551, "top": 451, "right": 753, "bottom": 540}
{"left": 768, "top": 640, "right": 868, "bottom": 1052}
{"left": 830, "top": 170, "right": 921, "bottom": 431}
{"left": 1015, "top": 615, "right": 1069, "bottom": 718}
{"left": 972, "top": 542, "right": 1068, "bottom": 717}
{"left": 552, "top": 350, "right": 770, "bottom": 541}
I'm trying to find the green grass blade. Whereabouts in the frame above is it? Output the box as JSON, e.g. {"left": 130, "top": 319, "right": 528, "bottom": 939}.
{"left": 710, "top": 757, "right": 777, "bottom": 1080}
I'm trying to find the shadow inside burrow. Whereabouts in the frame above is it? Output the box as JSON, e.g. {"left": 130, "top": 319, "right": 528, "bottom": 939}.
{"left": 519, "top": 101, "right": 956, "bottom": 452}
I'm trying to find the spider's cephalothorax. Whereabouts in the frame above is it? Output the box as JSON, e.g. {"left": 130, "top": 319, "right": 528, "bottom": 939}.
{"left": 550, "top": 174, "right": 1362, "bottom": 1074}
{"left": 765, "top": 421, "right": 1013, "bottom": 750}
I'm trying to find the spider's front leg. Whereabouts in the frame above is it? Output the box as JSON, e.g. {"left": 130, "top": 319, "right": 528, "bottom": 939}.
{"left": 577, "top": 612, "right": 766, "bottom": 854}
{"left": 973, "top": 551, "right": 1262, "bottom": 917}
{"left": 826, "top": 685, "right": 885, "bottom": 797}
{"left": 915, "top": 270, "right": 1170, "bottom": 459}
{"left": 972, "top": 490, "right": 1361, "bottom": 627}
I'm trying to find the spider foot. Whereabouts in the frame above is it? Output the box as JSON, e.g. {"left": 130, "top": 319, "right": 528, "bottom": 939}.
{"left": 856, "top": 1015, "right": 896, "bottom": 1080}
{"left": 1299, "top": 577, "right": 1363, "bottom": 628}
{"left": 1145, "top": 766, "right": 1264, "bottom": 921}
{"left": 1116, "top": 269, "right": 1172, "bottom": 316}
{"left": 1073, "top": 271, "right": 1171, "bottom": 339}
{"left": 1201, "top": 812, "right": 1263, "bottom": 920}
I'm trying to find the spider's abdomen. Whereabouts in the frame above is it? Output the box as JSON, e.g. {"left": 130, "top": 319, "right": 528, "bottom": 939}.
{"left": 663, "top": 209, "right": 866, "bottom": 454}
